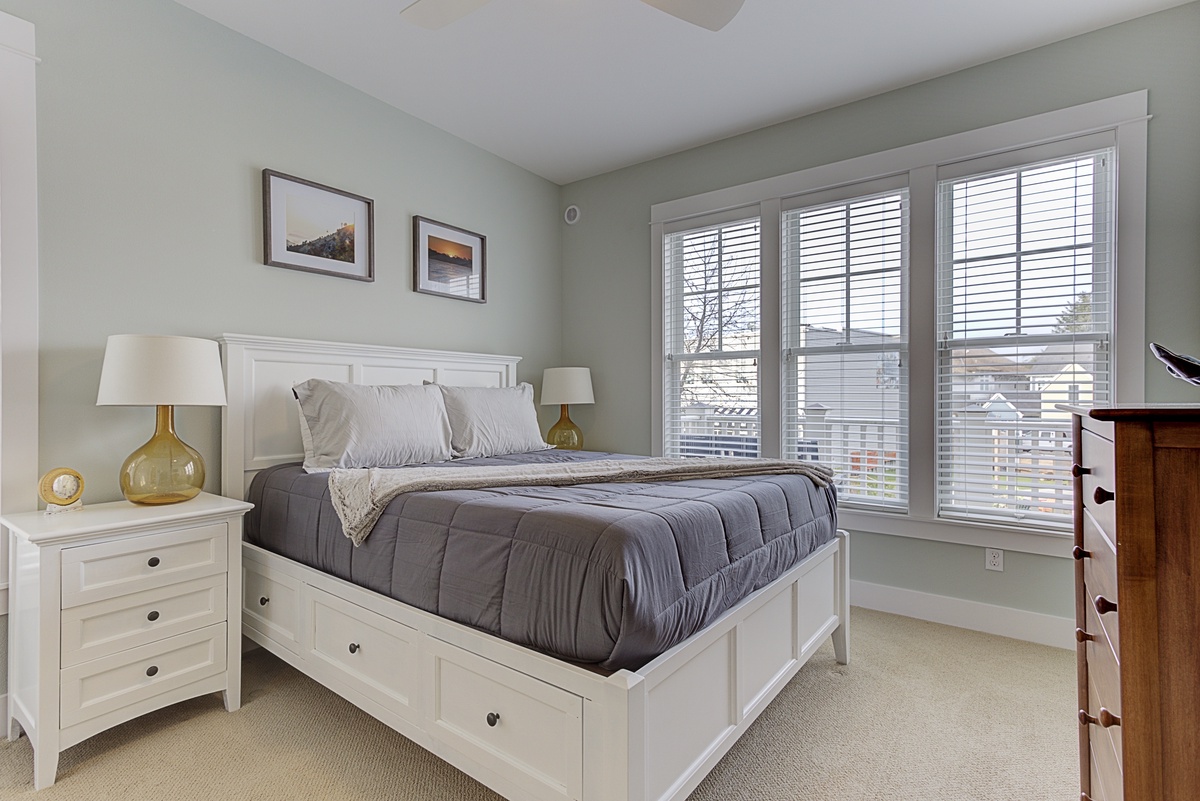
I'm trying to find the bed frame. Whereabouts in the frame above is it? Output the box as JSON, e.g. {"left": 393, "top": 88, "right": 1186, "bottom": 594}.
{"left": 219, "top": 333, "right": 849, "bottom": 801}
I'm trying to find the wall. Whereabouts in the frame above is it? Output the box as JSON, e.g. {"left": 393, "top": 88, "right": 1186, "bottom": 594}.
{"left": 561, "top": 3, "right": 1200, "bottom": 624}
{"left": 0, "top": 0, "right": 563, "bottom": 697}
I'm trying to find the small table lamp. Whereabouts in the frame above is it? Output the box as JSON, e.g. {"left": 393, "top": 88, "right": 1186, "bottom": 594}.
{"left": 541, "top": 367, "right": 594, "bottom": 450}
{"left": 96, "top": 334, "right": 227, "bottom": 504}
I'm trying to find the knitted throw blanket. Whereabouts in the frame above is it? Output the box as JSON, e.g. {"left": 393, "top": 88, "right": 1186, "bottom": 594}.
{"left": 328, "top": 457, "right": 834, "bottom": 546}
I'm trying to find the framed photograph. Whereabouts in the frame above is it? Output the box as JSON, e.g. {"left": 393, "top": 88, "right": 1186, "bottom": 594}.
{"left": 263, "top": 169, "right": 374, "bottom": 282}
{"left": 413, "top": 216, "right": 486, "bottom": 303}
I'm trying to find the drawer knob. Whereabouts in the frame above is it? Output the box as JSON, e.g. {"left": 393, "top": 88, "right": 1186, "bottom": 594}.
{"left": 486, "top": 712, "right": 500, "bottom": 728}
{"left": 1094, "top": 595, "right": 1118, "bottom": 615}
{"left": 348, "top": 642, "right": 360, "bottom": 654}
{"left": 147, "top": 610, "right": 160, "bottom": 622}
{"left": 146, "top": 665, "right": 159, "bottom": 678}
{"left": 147, "top": 556, "right": 161, "bottom": 568}
{"left": 1075, "top": 628, "right": 1094, "bottom": 643}
{"left": 1093, "top": 487, "right": 1115, "bottom": 505}
{"left": 1079, "top": 709, "right": 1098, "bottom": 726}
{"left": 1071, "top": 546, "right": 1091, "bottom": 561}
{"left": 259, "top": 596, "right": 270, "bottom": 606}
{"left": 1099, "top": 708, "right": 1121, "bottom": 728}
{"left": 1071, "top": 464, "right": 1092, "bottom": 478}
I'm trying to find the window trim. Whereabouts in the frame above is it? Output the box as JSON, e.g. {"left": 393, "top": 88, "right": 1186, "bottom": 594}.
{"left": 651, "top": 92, "right": 1148, "bottom": 558}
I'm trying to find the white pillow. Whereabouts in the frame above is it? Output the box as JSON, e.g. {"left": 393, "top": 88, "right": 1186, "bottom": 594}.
{"left": 434, "top": 383, "right": 552, "bottom": 458}
{"left": 293, "top": 379, "right": 453, "bottom": 472}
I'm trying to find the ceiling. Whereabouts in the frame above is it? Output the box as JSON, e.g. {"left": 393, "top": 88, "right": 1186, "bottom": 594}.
{"left": 174, "top": 0, "right": 1187, "bottom": 185}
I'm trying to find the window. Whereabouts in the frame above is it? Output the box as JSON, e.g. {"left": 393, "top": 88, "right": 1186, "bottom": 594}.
{"left": 783, "top": 185, "right": 909, "bottom": 509}
{"left": 651, "top": 92, "right": 1146, "bottom": 551}
{"left": 662, "top": 214, "right": 761, "bottom": 458}
{"left": 935, "top": 147, "right": 1113, "bottom": 529}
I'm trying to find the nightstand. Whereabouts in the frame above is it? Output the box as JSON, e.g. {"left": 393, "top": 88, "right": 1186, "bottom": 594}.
{"left": 3, "top": 492, "right": 252, "bottom": 789}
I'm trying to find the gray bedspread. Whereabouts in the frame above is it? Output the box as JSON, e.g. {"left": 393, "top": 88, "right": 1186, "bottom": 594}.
{"left": 246, "top": 450, "right": 838, "bottom": 671}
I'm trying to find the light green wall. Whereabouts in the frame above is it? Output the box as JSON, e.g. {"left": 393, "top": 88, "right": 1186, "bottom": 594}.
{"left": 561, "top": 3, "right": 1200, "bottom": 619}
{"left": 0, "top": 0, "right": 564, "bottom": 504}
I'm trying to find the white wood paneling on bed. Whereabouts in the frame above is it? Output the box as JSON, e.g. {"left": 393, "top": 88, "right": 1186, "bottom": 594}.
{"left": 221, "top": 333, "right": 850, "bottom": 801}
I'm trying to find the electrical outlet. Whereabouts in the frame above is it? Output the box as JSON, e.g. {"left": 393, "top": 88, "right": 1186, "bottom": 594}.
{"left": 985, "top": 547, "right": 1004, "bottom": 572}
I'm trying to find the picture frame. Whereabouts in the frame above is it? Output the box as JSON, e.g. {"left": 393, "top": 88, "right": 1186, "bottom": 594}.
{"left": 412, "top": 216, "right": 486, "bottom": 303}
{"left": 262, "top": 169, "right": 374, "bottom": 282}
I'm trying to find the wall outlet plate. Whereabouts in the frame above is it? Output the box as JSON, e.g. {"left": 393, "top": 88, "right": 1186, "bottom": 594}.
{"left": 985, "top": 547, "right": 1004, "bottom": 572}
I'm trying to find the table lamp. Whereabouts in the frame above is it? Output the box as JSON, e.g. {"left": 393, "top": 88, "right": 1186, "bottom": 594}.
{"left": 541, "top": 367, "right": 594, "bottom": 450}
{"left": 96, "top": 334, "right": 227, "bottom": 504}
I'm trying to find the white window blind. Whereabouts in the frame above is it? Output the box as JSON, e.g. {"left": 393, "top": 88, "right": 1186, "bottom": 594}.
{"left": 783, "top": 188, "right": 909, "bottom": 509}
{"left": 935, "top": 147, "right": 1114, "bottom": 529}
{"left": 663, "top": 215, "right": 761, "bottom": 458}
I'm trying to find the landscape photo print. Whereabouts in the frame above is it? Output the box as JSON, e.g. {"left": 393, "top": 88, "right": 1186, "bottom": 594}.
{"left": 263, "top": 169, "right": 374, "bottom": 281}
{"left": 412, "top": 215, "right": 486, "bottom": 303}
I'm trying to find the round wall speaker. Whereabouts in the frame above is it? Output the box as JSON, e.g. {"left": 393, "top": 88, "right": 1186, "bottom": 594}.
{"left": 563, "top": 205, "right": 581, "bottom": 225}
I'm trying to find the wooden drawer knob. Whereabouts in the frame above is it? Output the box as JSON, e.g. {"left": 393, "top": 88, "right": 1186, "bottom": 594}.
{"left": 1099, "top": 708, "right": 1121, "bottom": 728}
{"left": 1093, "top": 487, "right": 1115, "bottom": 505}
{"left": 1072, "top": 546, "right": 1091, "bottom": 561}
{"left": 1094, "top": 595, "right": 1118, "bottom": 615}
{"left": 1071, "top": 464, "right": 1092, "bottom": 477}
{"left": 1079, "top": 709, "right": 1099, "bottom": 726}
{"left": 1075, "top": 628, "right": 1094, "bottom": 643}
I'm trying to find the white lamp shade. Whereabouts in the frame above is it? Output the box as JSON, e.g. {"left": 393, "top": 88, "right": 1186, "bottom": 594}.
{"left": 541, "top": 367, "right": 594, "bottom": 406}
{"left": 96, "top": 334, "right": 227, "bottom": 407}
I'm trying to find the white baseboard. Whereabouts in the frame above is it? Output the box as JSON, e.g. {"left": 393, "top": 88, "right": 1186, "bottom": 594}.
{"left": 851, "top": 579, "right": 1074, "bottom": 649}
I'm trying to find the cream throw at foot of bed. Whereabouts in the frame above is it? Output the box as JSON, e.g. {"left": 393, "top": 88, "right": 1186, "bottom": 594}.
{"left": 328, "top": 457, "right": 835, "bottom": 546}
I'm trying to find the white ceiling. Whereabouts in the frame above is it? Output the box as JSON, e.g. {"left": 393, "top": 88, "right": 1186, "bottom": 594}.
{"left": 174, "top": 0, "right": 1186, "bottom": 185}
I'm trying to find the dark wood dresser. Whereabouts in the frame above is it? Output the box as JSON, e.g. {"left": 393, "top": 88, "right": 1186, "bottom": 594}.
{"left": 1065, "top": 405, "right": 1200, "bottom": 801}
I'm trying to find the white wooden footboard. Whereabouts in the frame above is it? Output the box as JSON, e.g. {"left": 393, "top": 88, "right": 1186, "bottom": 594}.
{"left": 242, "top": 531, "right": 848, "bottom": 801}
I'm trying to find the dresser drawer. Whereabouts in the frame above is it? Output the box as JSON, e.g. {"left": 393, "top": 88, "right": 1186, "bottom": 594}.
{"left": 243, "top": 560, "right": 300, "bottom": 653}
{"left": 61, "top": 523, "right": 227, "bottom": 608}
{"left": 60, "top": 623, "right": 227, "bottom": 728}
{"left": 307, "top": 587, "right": 417, "bottom": 714}
{"left": 1088, "top": 675, "right": 1124, "bottom": 801}
{"left": 1085, "top": 600, "right": 1122, "bottom": 760}
{"left": 427, "top": 637, "right": 583, "bottom": 801}
{"left": 1090, "top": 738, "right": 1123, "bottom": 801}
{"left": 61, "top": 574, "right": 226, "bottom": 667}
{"left": 1080, "top": 429, "right": 1117, "bottom": 538}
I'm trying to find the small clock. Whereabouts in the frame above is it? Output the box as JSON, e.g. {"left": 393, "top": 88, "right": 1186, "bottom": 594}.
{"left": 39, "top": 467, "right": 84, "bottom": 508}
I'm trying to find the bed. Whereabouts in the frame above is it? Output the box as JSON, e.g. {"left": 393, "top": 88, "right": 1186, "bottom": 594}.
{"left": 220, "top": 333, "right": 849, "bottom": 801}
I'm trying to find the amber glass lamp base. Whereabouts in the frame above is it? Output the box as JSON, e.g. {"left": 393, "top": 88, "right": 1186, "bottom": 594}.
{"left": 547, "top": 404, "right": 584, "bottom": 450}
{"left": 120, "top": 405, "right": 205, "bottom": 504}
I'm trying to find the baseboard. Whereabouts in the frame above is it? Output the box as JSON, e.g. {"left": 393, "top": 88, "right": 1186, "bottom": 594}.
{"left": 850, "top": 579, "right": 1074, "bottom": 649}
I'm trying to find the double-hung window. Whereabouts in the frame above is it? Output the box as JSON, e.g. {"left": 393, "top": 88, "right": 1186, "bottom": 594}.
{"left": 935, "top": 139, "right": 1114, "bottom": 529}
{"left": 662, "top": 213, "right": 761, "bottom": 458}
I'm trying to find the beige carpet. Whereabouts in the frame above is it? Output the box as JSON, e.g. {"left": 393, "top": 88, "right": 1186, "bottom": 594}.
{"left": 0, "top": 608, "right": 1077, "bottom": 800}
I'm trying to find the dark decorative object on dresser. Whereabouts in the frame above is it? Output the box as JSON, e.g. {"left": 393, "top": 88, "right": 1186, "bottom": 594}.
{"left": 1062, "top": 404, "right": 1200, "bottom": 801}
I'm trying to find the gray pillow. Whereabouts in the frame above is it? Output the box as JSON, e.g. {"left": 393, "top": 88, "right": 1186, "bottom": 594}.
{"left": 293, "top": 379, "right": 452, "bottom": 472}
{"left": 434, "top": 383, "right": 552, "bottom": 458}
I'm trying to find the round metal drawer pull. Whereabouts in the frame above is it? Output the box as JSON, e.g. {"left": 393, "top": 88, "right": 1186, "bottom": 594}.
{"left": 146, "top": 665, "right": 159, "bottom": 678}
{"left": 1071, "top": 464, "right": 1092, "bottom": 478}
{"left": 1078, "top": 709, "right": 1098, "bottom": 726}
{"left": 147, "top": 610, "right": 160, "bottom": 622}
{"left": 1094, "top": 595, "right": 1118, "bottom": 615}
{"left": 1074, "top": 628, "right": 1093, "bottom": 643}
{"left": 259, "top": 596, "right": 270, "bottom": 606}
{"left": 1099, "top": 708, "right": 1121, "bottom": 728}
{"left": 348, "top": 643, "right": 360, "bottom": 654}
{"left": 1093, "top": 487, "right": 1115, "bottom": 505}
{"left": 147, "top": 556, "right": 161, "bottom": 568}
{"left": 486, "top": 712, "right": 500, "bottom": 728}
{"left": 1071, "top": 546, "right": 1091, "bottom": 561}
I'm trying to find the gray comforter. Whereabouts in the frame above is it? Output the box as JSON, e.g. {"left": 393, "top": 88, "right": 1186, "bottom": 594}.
{"left": 246, "top": 450, "right": 838, "bottom": 671}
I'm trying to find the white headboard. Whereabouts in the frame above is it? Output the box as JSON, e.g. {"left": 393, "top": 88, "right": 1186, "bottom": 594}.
{"left": 219, "top": 333, "right": 522, "bottom": 500}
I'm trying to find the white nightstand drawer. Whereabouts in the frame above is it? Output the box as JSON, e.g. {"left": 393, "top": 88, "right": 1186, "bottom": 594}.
{"left": 61, "top": 574, "right": 227, "bottom": 667}
{"left": 308, "top": 587, "right": 417, "bottom": 713}
{"left": 60, "top": 623, "right": 227, "bottom": 728}
{"left": 427, "top": 637, "right": 583, "bottom": 801}
{"left": 243, "top": 559, "right": 300, "bottom": 653}
{"left": 62, "top": 523, "right": 227, "bottom": 608}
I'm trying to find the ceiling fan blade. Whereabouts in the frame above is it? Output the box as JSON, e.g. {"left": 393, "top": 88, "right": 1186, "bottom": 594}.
{"left": 400, "top": 0, "right": 494, "bottom": 29}
{"left": 640, "top": 0, "right": 746, "bottom": 31}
